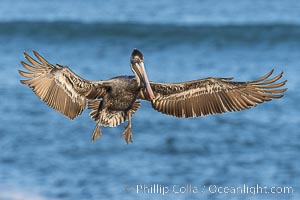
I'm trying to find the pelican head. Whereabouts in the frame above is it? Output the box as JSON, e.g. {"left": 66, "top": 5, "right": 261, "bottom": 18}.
{"left": 130, "top": 49, "right": 155, "bottom": 100}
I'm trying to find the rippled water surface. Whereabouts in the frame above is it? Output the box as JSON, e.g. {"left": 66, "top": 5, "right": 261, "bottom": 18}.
{"left": 0, "top": 1, "right": 299, "bottom": 200}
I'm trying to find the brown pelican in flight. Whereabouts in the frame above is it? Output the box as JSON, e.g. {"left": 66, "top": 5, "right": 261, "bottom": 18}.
{"left": 19, "top": 49, "right": 287, "bottom": 143}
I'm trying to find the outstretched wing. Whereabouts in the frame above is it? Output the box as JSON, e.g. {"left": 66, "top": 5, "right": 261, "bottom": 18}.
{"left": 19, "top": 51, "right": 108, "bottom": 119}
{"left": 139, "top": 70, "right": 287, "bottom": 118}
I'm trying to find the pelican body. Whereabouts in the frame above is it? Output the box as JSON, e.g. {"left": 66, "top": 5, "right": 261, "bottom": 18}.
{"left": 19, "top": 49, "right": 287, "bottom": 143}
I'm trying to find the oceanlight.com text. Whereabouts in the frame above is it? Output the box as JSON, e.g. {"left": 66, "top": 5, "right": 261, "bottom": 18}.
{"left": 132, "top": 184, "right": 293, "bottom": 196}
{"left": 208, "top": 184, "right": 293, "bottom": 195}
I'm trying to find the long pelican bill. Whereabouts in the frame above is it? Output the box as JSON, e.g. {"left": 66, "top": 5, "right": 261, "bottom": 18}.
{"left": 134, "top": 61, "right": 155, "bottom": 100}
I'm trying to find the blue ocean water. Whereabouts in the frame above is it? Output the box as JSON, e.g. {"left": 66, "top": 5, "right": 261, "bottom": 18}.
{"left": 0, "top": 1, "right": 299, "bottom": 200}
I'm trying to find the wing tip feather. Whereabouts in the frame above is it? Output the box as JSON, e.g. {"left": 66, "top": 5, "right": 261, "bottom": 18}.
{"left": 20, "top": 79, "right": 28, "bottom": 85}
{"left": 33, "top": 50, "right": 49, "bottom": 64}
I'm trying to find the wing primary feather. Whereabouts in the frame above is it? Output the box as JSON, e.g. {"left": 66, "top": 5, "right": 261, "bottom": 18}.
{"left": 33, "top": 50, "right": 51, "bottom": 65}
{"left": 250, "top": 69, "right": 274, "bottom": 83}
{"left": 221, "top": 91, "right": 237, "bottom": 111}
{"left": 18, "top": 70, "right": 39, "bottom": 78}
{"left": 256, "top": 80, "right": 287, "bottom": 89}
{"left": 24, "top": 53, "right": 45, "bottom": 69}
{"left": 231, "top": 91, "right": 247, "bottom": 109}
{"left": 255, "top": 72, "right": 283, "bottom": 85}
{"left": 21, "top": 61, "right": 43, "bottom": 72}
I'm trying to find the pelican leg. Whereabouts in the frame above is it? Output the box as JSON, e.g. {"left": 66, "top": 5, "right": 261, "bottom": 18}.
{"left": 122, "top": 113, "right": 133, "bottom": 143}
{"left": 91, "top": 120, "right": 102, "bottom": 141}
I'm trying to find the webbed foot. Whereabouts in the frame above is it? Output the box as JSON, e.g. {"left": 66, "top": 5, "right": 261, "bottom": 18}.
{"left": 91, "top": 121, "right": 102, "bottom": 141}
{"left": 122, "top": 124, "right": 133, "bottom": 143}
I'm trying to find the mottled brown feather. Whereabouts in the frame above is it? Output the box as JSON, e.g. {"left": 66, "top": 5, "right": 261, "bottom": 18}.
{"left": 87, "top": 100, "right": 141, "bottom": 127}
